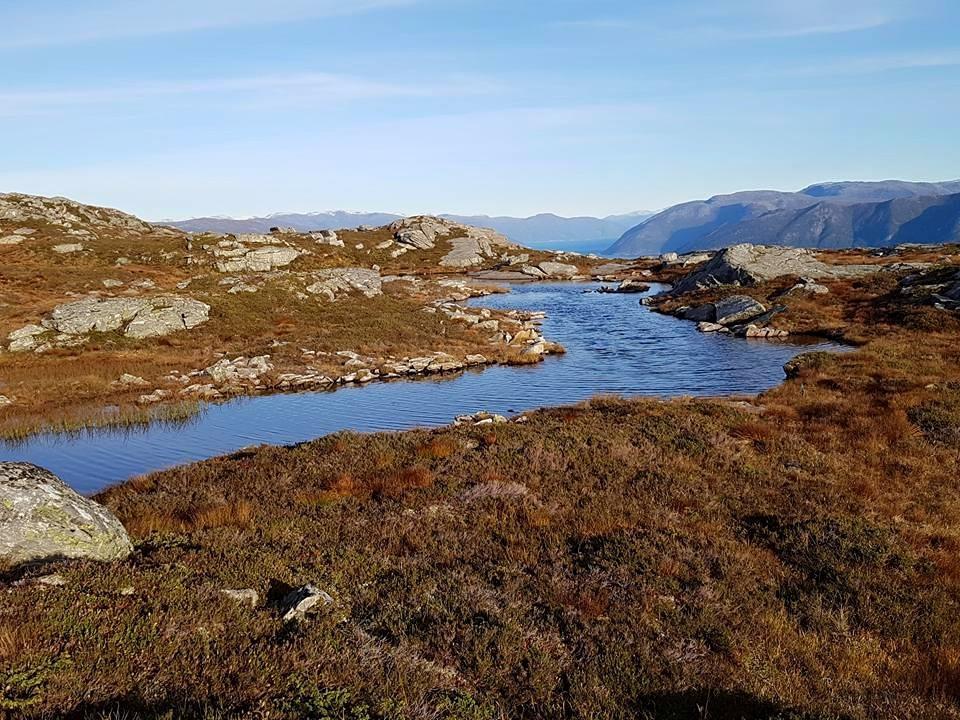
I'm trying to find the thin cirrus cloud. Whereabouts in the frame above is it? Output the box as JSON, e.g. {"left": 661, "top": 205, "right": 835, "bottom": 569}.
{"left": 553, "top": 0, "right": 905, "bottom": 39}
{"left": 0, "top": 0, "right": 420, "bottom": 49}
{"left": 774, "top": 49, "right": 960, "bottom": 77}
{"left": 0, "top": 72, "right": 502, "bottom": 116}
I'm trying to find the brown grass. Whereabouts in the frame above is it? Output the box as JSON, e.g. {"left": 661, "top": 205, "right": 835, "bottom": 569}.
{"left": 4, "top": 245, "right": 960, "bottom": 718}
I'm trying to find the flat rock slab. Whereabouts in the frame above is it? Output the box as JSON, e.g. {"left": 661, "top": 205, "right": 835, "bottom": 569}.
{"left": 0, "top": 462, "right": 132, "bottom": 565}
{"left": 538, "top": 261, "right": 579, "bottom": 278}
{"left": 713, "top": 295, "right": 767, "bottom": 326}
{"left": 306, "top": 267, "right": 383, "bottom": 300}
{"left": 469, "top": 270, "right": 536, "bottom": 282}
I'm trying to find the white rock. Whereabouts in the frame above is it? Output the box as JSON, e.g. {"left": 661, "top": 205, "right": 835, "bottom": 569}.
{"left": 306, "top": 267, "right": 382, "bottom": 301}
{"left": 52, "top": 243, "right": 84, "bottom": 253}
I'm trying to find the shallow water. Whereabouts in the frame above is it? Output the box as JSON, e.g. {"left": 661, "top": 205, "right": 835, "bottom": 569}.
{"left": 2, "top": 282, "right": 840, "bottom": 494}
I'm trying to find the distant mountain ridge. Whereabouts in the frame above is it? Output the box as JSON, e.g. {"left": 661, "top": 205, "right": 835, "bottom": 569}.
{"left": 609, "top": 180, "right": 960, "bottom": 257}
{"left": 162, "top": 211, "right": 653, "bottom": 252}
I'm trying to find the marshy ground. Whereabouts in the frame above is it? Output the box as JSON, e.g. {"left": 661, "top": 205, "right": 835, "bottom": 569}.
{"left": 4, "top": 245, "right": 960, "bottom": 719}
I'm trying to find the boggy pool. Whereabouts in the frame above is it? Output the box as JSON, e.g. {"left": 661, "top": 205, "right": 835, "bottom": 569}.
{"left": 2, "top": 282, "right": 841, "bottom": 493}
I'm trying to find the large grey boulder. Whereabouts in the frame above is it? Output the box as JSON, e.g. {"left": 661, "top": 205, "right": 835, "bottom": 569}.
{"left": 48, "top": 296, "right": 209, "bottom": 339}
{"left": 538, "top": 261, "right": 579, "bottom": 278}
{"left": 123, "top": 297, "right": 211, "bottom": 338}
{"left": 0, "top": 462, "right": 132, "bottom": 565}
{"left": 7, "top": 296, "right": 210, "bottom": 351}
{"left": 48, "top": 297, "right": 148, "bottom": 335}
{"left": 215, "top": 245, "right": 301, "bottom": 273}
{"left": 670, "top": 243, "right": 876, "bottom": 294}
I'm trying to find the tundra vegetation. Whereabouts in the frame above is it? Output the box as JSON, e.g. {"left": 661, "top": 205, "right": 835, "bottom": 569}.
{"left": 0, "top": 195, "right": 628, "bottom": 441}
{"left": 2, "top": 196, "right": 960, "bottom": 718}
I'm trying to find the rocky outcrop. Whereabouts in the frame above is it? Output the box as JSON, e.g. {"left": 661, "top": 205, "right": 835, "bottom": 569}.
{"left": 306, "top": 267, "right": 383, "bottom": 300}
{"left": 390, "top": 216, "right": 451, "bottom": 251}
{"left": 123, "top": 298, "right": 211, "bottom": 339}
{"left": 213, "top": 242, "right": 302, "bottom": 273}
{"left": 440, "top": 234, "right": 501, "bottom": 268}
{"left": 678, "top": 295, "right": 788, "bottom": 338}
{"left": 455, "top": 411, "right": 508, "bottom": 426}
{"left": 0, "top": 462, "right": 132, "bottom": 565}
{"left": 670, "top": 244, "right": 877, "bottom": 294}
{"left": 204, "top": 355, "right": 273, "bottom": 386}
{"left": 898, "top": 267, "right": 960, "bottom": 310}
{"left": 309, "top": 230, "right": 343, "bottom": 247}
{"left": 6, "top": 296, "right": 210, "bottom": 351}
{"left": 0, "top": 193, "right": 153, "bottom": 233}
{"left": 599, "top": 278, "right": 650, "bottom": 294}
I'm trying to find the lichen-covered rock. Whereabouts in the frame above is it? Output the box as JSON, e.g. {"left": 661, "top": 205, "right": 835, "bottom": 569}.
{"left": 0, "top": 462, "right": 132, "bottom": 565}
{"left": 0, "top": 193, "right": 153, "bottom": 232}
{"left": 7, "top": 297, "right": 210, "bottom": 351}
{"left": 48, "top": 297, "right": 148, "bottom": 335}
{"left": 123, "top": 297, "right": 210, "bottom": 338}
{"left": 440, "top": 226, "right": 513, "bottom": 268}
{"left": 44, "top": 296, "right": 209, "bottom": 339}
{"left": 537, "top": 261, "right": 579, "bottom": 278}
{"left": 215, "top": 245, "right": 301, "bottom": 273}
{"left": 52, "top": 243, "right": 84, "bottom": 253}
{"left": 306, "top": 267, "right": 383, "bottom": 301}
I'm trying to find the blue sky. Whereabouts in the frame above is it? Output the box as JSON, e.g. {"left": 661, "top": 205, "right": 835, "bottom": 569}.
{"left": 1, "top": 0, "right": 958, "bottom": 219}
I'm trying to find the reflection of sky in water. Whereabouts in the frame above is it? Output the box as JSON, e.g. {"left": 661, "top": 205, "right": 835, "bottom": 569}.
{"left": 2, "top": 283, "right": 842, "bottom": 494}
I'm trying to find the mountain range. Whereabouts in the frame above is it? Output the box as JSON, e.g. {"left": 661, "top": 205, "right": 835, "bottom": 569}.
{"left": 608, "top": 180, "right": 960, "bottom": 257}
{"left": 162, "top": 211, "right": 653, "bottom": 254}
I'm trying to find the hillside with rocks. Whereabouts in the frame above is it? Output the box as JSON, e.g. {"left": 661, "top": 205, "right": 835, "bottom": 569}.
{"left": 5, "top": 233, "right": 960, "bottom": 719}
{"left": 609, "top": 180, "right": 960, "bottom": 257}
{"left": 165, "top": 210, "right": 653, "bottom": 251}
{"left": 0, "top": 193, "right": 625, "bottom": 439}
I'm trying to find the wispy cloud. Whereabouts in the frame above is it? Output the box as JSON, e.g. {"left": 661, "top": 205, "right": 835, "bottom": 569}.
{"left": 553, "top": 0, "right": 906, "bottom": 40}
{"left": 0, "top": 72, "right": 502, "bottom": 117}
{"left": 776, "top": 49, "right": 960, "bottom": 77}
{"left": 0, "top": 0, "right": 420, "bottom": 49}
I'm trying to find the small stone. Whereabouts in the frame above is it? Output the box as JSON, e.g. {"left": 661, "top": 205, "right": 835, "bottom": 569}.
{"left": 280, "top": 584, "right": 334, "bottom": 623}
{"left": 220, "top": 588, "right": 259, "bottom": 607}
{"left": 116, "top": 373, "right": 149, "bottom": 387}
{"left": 697, "top": 322, "right": 726, "bottom": 333}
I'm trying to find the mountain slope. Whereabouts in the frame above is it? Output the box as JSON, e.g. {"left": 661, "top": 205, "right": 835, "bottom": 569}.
{"left": 609, "top": 180, "right": 960, "bottom": 257}
{"left": 163, "top": 211, "right": 653, "bottom": 251}
{"left": 695, "top": 192, "right": 960, "bottom": 251}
